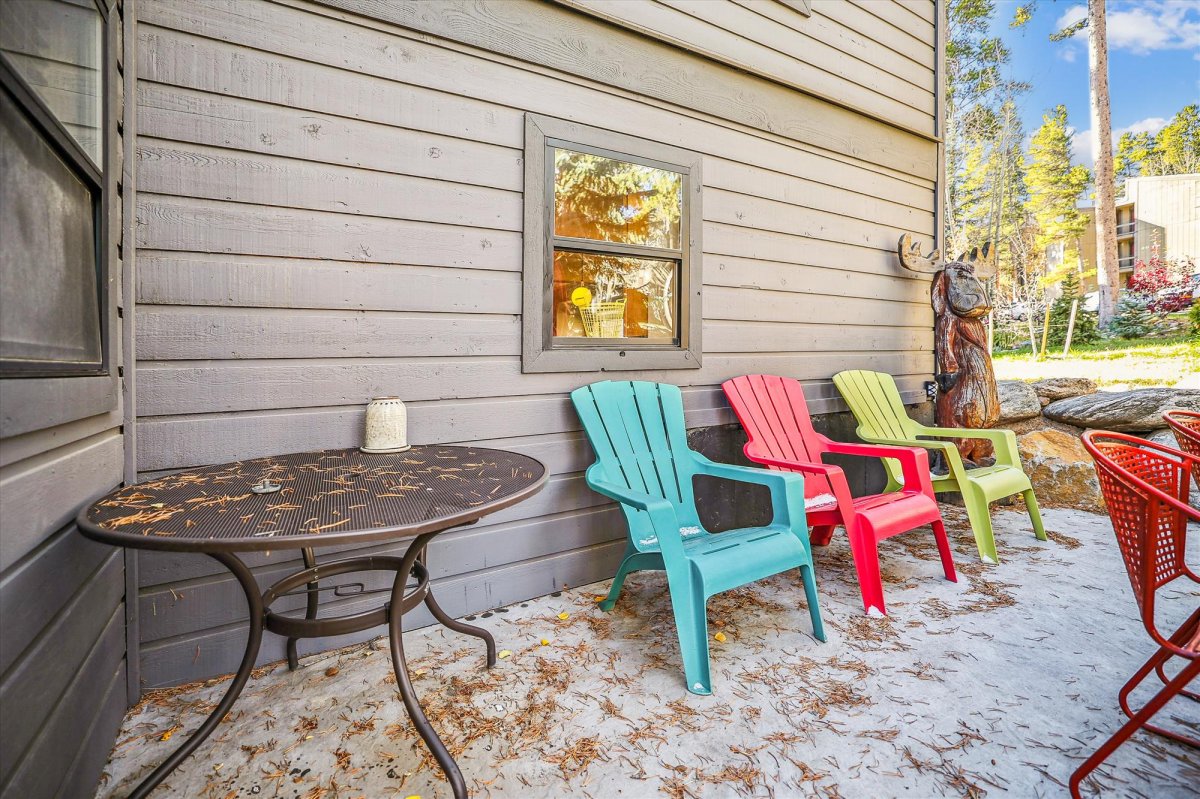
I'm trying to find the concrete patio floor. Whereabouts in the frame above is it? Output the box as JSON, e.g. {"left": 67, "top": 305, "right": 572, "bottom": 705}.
{"left": 98, "top": 506, "right": 1198, "bottom": 799}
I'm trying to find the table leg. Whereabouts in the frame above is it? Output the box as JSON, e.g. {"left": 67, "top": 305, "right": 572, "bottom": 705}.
{"left": 286, "top": 547, "right": 319, "bottom": 670}
{"left": 421, "top": 546, "right": 497, "bottom": 668}
{"left": 128, "top": 552, "right": 264, "bottom": 799}
{"left": 389, "top": 535, "right": 468, "bottom": 798}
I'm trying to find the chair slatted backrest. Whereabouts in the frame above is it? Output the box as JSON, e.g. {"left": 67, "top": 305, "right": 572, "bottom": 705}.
{"left": 723, "top": 374, "right": 833, "bottom": 499}
{"left": 832, "top": 370, "right": 921, "bottom": 443}
{"left": 1164, "top": 410, "right": 1200, "bottom": 490}
{"left": 571, "top": 381, "right": 700, "bottom": 543}
{"left": 1083, "top": 432, "right": 1198, "bottom": 619}
{"left": 833, "top": 370, "right": 921, "bottom": 486}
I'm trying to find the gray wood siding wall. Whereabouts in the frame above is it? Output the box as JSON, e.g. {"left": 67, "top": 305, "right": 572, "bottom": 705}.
{"left": 554, "top": 0, "right": 937, "bottom": 138}
{"left": 0, "top": 2, "right": 129, "bottom": 795}
{"left": 131, "top": 0, "right": 940, "bottom": 687}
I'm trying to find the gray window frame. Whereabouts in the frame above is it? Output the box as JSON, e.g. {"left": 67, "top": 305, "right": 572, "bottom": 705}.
{"left": 0, "top": 0, "right": 118, "bottom": 437}
{"left": 522, "top": 114, "right": 702, "bottom": 373}
{"left": 0, "top": 0, "right": 109, "bottom": 378}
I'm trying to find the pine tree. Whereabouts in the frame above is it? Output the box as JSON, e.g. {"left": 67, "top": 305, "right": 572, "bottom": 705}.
{"left": 1025, "top": 106, "right": 1091, "bottom": 284}
{"left": 945, "top": 0, "right": 1030, "bottom": 255}
{"left": 1046, "top": 270, "right": 1100, "bottom": 348}
{"left": 1157, "top": 104, "right": 1200, "bottom": 175}
{"left": 1110, "top": 293, "right": 1153, "bottom": 339}
{"left": 1110, "top": 104, "right": 1198, "bottom": 189}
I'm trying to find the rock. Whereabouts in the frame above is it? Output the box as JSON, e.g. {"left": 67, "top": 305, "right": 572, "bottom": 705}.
{"left": 1017, "top": 430, "right": 1105, "bottom": 513}
{"left": 1043, "top": 389, "right": 1200, "bottom": 432}
{"left": 1138, "top": 428, "right": 1178, "bottom": 449}
{"left": 1032, "top": 378, "right": 1098, "bottom": 402}
{"left": 996, "top": 381, "right": 1041, "bottom": 423}
{"left": 1001, "top": 416, "right": 1085, "bottom": 437}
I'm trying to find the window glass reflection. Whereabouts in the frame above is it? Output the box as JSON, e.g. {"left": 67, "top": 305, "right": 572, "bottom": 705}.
{"left": 552, "top": 251, "right": 678, "bottom": 340}
{"left": 1, "top": 0, "right": 103, "bottom": 167}
{"left": 553, "top": 148, "right": 681, "bottom": 248}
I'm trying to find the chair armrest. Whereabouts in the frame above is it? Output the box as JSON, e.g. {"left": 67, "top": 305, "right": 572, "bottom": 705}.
{"left": 917, "top": 426, "right": 1020, "bottom": 467}
{"left": 859, "top": 434, "right": 968, "bottom": 484}
{"left": 585, "top": 476, "right": 676, "bottom": 514}
{"left": 585, "top": 471, "right": 685, "bottom": 557}
{"left": 745, "top": 451, "right": 841, "bottom": 479}
{"left": 690, "top": 454, "right": 808, "bottom": 529}
{"left": 744, "top": 452, "right": 861, "bottom": 521}
{"left": 823, "top": 441, "right": 935, "bottom": 496}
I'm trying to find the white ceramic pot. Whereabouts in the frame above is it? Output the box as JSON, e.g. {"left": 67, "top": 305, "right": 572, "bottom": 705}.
{"left": 361, "top": 396, "right": 411, "bottom": 453}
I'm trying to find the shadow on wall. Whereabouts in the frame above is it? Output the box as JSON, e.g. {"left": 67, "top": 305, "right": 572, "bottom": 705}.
{"left": 687, "top": 403, "right": 935, "bottom": 532}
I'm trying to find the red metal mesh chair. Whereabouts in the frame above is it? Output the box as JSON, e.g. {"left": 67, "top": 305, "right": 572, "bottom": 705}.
{"left": 1164, "top": 409, "right": 1200, "bottom": 490}
{"left": 1073, "top": 431, "right": 1199, "bottom": 798}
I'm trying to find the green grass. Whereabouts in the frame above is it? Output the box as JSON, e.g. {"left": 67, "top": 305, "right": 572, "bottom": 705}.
{"left": 993, "top": 333, "right": 1198, "bottom": 388}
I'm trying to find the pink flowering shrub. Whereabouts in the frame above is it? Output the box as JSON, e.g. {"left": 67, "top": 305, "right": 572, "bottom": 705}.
{"left": 1125, "top": 253, "right": 1195, "bottom": 315}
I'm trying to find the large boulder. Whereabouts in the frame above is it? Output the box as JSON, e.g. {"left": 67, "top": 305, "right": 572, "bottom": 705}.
{"left": 1017, "top": 430, "right": 1105, "bottom": 513}
{"left": 1032, "top": 378, "right": 1097, "bottom": 403}
{"left": 996, "top": 380, "right": 1041, "bottom": 423}
{"left": 1139, "top": 428, "right": 1178, "bottom": 449}
{"left": 1043, "top": 389, "right": 1200, "bottom": 432}
{"left": 1002, "top": 416, "right": 1085, "bottom": 437}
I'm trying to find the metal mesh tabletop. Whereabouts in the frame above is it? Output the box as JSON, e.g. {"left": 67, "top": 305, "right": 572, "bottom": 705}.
{"left": 79, "top": 446, "right": 546, "bottom": 552}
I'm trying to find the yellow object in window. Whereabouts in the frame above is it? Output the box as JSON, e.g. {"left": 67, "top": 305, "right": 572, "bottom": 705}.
{"left": 571, "top": 286, "right": 593, "bottom": 307}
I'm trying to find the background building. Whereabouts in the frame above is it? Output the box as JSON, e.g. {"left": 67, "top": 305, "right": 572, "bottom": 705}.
{"left": 1051, "top": 173, "right": 1200, "bottom": 292}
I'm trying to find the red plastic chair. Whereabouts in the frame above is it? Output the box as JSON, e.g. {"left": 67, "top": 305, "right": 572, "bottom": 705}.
{"left": 1163, "top": 409, "right": 1200, "bottom": 490}
{"left": 722, "top": 374, "right": 956, "bottom": 616}
{"left": 1073, "top": 431, "right": 1199, "bottom": 798}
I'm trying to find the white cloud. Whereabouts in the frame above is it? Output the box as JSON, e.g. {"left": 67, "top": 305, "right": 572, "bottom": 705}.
{"left": 1055, "top": 1, "right": 1200, "bottom": 56}
{"left": 1071, "top": 116, "right": 1171, "bottom": 165}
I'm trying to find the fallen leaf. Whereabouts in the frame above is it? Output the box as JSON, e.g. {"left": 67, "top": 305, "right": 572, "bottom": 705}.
{"left": 558, "top": 612, "right": 570, "bottom": 620}
{"left": 594, "top": 595, "right": 606, "bottom": 602}
{"left": 541, "top": 638, "right": 551, "bottom": 646}
{"left": 325, "top": 666, "right": 340, "bottom": 677}
{"left": 160, "top": 730, "right": 173, "bottom": 741}
{"left": 714, "top": 632, "right": 727, "bottom": 643}
{"left": 498, "top": 650, "right": 512, "bottom": 659}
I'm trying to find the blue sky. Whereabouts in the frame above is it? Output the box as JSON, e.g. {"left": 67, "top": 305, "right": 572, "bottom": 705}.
{"left": 990, "top": 0, "right": 1199, "bottom": 166}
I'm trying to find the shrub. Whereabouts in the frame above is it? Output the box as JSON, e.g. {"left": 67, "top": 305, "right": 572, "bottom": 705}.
{"left": 1190, "top": 298, "right": 1200, "bottom": 337}
{"left": 1111, "top": 292, "right": 1153, "bottom": 339}
{"left": 1047, "top": 270, "right": 1100, "bottom": 348}
{"left": 1125, "top": 253, "right": 1195, "bottom": 317}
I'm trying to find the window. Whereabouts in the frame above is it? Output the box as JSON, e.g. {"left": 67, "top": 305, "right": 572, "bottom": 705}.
{"left": 0, "top": 0, "right": 107, "bottom": 375}
{"left": 522, "top": 115, "right": 702, "bottom": 373}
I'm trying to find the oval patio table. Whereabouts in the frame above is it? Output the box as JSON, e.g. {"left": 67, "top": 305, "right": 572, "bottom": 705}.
{"left": 78, "top": 445, "right": 546, "bottom": 799}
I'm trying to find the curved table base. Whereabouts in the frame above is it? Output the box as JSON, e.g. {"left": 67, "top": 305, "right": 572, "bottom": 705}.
{"left": 128, "top": 552, "right": 264, "bottom": 799}
{"left": 127, "top": 539, "right": 491, "bottom": 799}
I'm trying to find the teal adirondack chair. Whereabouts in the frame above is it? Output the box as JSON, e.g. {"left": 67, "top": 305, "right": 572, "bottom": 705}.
{"left": 833, "top": 370, "right": 1046, "bottom": 565}
{"left": 571, "top": 380, "right": 825, "bottom": 695}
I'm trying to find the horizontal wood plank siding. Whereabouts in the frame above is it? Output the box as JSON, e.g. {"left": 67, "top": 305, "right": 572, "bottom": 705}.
{"left": 131, "top": 0, "right": 939, "bottom": 687}
{"left": 556, "top": 0, "right": 936, "bottom": 137}
{"left": 0, "top": 3, "right": 129, "bottom": 795}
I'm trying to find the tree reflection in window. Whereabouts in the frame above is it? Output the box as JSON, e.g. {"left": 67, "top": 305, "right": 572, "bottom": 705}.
{"left": 551, "top": 149, "right": 682, "bottom": 340}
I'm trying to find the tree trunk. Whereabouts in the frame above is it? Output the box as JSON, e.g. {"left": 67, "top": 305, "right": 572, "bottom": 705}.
{"left": 1089, "top": 0, "right": 1118, "bottom": 327}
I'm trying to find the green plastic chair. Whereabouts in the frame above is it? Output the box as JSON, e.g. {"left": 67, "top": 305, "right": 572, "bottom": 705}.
{"left": 571, "top": 380, "right": 825, "bottom": 695}
{"left": 832, "top": 370, "right": 1045, "bottom": 564}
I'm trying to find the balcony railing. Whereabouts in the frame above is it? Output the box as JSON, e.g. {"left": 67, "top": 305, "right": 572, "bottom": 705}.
{"left": 1116, "top": 221, "right": 1136, "bottom": 236}
{"left": 1119, "top": 256, "right": 1135, "bottom": 271}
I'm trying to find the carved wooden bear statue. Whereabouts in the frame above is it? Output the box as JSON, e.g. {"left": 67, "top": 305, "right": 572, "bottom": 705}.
{"left": 898, "top": 236, "right": 1000, "bottom": 464}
